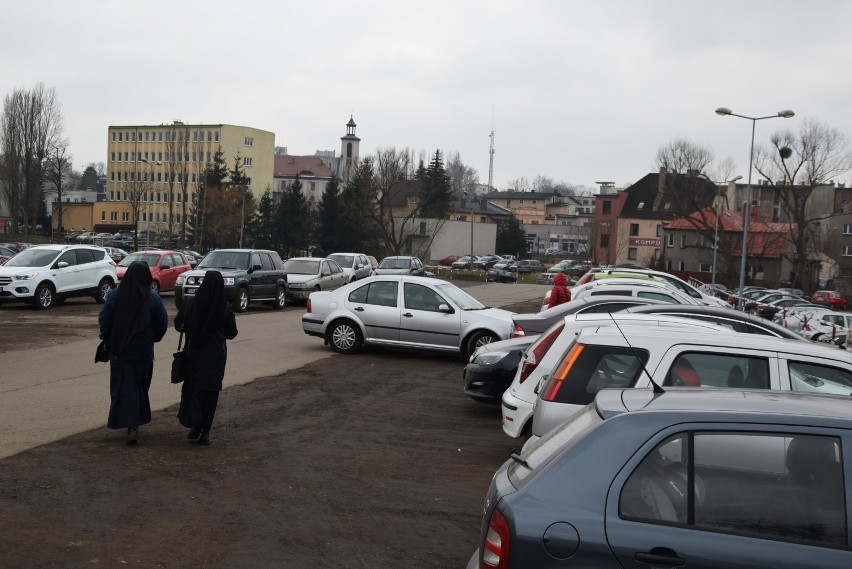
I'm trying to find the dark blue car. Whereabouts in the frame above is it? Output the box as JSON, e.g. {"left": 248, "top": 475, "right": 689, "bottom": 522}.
{"left": 469, "top": 389, "right": 852, "bottom": 568}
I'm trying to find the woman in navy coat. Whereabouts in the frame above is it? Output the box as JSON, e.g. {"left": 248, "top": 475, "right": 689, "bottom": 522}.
{"left": 174, "top": 270, "right": 238, "bottom": 445}
{"left": 98, "top": 261, "right": 168, "bottom": 445}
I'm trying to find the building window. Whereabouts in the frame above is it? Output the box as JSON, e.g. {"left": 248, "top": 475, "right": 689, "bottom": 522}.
{"left": 656, "top": 224, "right": 662, "bottom": 237}
{"left": 101, "top": 211, "right": 106, "bottom": 221}
{"left": 666, "top": 259, "right": 673, "bottom": 270}
{"left": 667, "top": 234, "right": 674, "bottom": 247}
{"left": 207, "top": 130, "right": 212, "bottom": 141}
{"left": 531, "top": 220, "right": 539, "bottom": 225}
{"left": 122, "top": 212, "right": 129, "bottom": 222}
{"left": 244, "top": 157, "right": 253, "bottom": 167}
{"left": 843, "top": 224, "right": 852, "bottom": 235}
{"left": 244, "top": 136, "right": 253, "bottom": 146}
{"left": 699, "top": 263, "right": 711, "bottom": 272}
{"left": 600, "top": 234, "right": 610, "bottom": 248}
{"left": 843, "top": 246, "right": 852, "bottom": 257}
{"left": 118, "top": 132, "right": 123, "bottom": 142}
{"left": 112, "top": 132, "right": 116, "bottom": 142}
{"left": 214, "top": 131, "right": 219, "bottom": 142}
{"left": 602, "top": 201, "right": 611, "bottom": 214}
{"left": 680, "top": 235, "right": 687, "bottom": 248}
{"left": 110, "top": 212, "right": 118, "bottom": 221}
{"left": 310, "top": 182, "right": 316, "bottom": 192}
{"left": 630, "top": 223, "right": 639, "bottom": 236}
{"left": 637, "top": 201, "right": 645, "bottom": 209}
{"left": 628, "top": 247, "right": 637, "bottom": 260}
{"left": 678, "top": 261, "right": 685, "bottom": 271}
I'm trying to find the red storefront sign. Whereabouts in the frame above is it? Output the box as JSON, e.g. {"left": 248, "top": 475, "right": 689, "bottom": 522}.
{"left": 628, "top": 237, "right": 661, "bottom": 247}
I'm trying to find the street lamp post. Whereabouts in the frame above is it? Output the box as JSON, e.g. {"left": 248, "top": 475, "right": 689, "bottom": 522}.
{"left": 463, "top": 191, "right": 474, "bottom": 268}
{"left": 715, "top": 107, "right": 794, "bottom": 308}
{"left": 140, "top": 158, "right": 162, "bottom": 248}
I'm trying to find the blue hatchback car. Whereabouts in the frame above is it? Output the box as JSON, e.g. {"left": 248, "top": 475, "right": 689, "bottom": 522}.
{"left": 469, "top": 389, "right": 852, "bottom": 568}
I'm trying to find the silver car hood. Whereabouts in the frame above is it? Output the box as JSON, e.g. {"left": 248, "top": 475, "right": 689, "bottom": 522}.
{"left": 288, "top": 273, "right": 321, "bottom": 284}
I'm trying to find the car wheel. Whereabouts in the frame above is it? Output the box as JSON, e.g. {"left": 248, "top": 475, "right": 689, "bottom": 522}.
{"left": 466, "top": 330, "right": 498, "bottom": 356}
{"left": 231, "top": 287, "right": 249, "bottom": 313}
{"left": 95, "top": 279, "right": 113, "bottom": 304}
{"left": 328, "top": 320, "right": 363, "bottom": 354}
{"left": 272, "top": 285, "right": 286, "bottom": 310}
{"left": 33, "top": 283, "right": 54, "bottom": 310}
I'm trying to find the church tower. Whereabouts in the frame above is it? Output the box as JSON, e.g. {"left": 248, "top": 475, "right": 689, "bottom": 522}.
{"left": 339, "top": 116, "right": 360, "bottom": 184}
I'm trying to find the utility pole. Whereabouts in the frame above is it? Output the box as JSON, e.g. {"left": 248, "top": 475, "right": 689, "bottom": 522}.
{"left": 488, "top": 130, "right": 495, "bottom": 191}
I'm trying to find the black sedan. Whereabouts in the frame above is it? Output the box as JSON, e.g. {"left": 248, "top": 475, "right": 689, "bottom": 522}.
{"left": 463, "top": 336, "right": 535, "bottom": 404}
{"left": 486, "top": 268, "right": 517, "bottom": 283}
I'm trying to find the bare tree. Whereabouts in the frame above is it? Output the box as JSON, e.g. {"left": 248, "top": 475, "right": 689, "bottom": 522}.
{"left": 507, "top": 176, "right": 531, "bottom": 192}
{"left": 444, "top": 151, "right": 478, "bottom": 200}
{"left": 43, "top": 139, "right": 72, "bottom": 237}
{"left": 754, "top": 118, "right": 852, "bottom": 288}
{"left": 655, "top": 137, "right": 715, "bottom": 175}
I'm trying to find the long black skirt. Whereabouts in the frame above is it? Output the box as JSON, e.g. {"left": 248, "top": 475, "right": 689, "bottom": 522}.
{"left": 107, "top": 360, "right": 153, "bottom": 429}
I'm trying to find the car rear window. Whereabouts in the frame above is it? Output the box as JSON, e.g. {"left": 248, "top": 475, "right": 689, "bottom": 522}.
{"left": 542, "top": 344, "right": 649, "bottom": 405}
{"left": 508, "top": 405, "right": 602, "bottom": 486}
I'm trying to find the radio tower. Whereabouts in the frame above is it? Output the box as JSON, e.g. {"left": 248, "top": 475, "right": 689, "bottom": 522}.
{"left": 487, "top": 130, "right": 495, "bottom": 191}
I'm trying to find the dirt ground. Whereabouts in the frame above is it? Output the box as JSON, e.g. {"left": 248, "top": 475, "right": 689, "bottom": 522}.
{"left": 0, "top": 295, "right": 541, "bottom": 568}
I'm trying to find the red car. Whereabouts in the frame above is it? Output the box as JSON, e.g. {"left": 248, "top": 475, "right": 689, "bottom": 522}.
{"left": 439, "top": 255, "right": 462, "bottom": 266}
{"left": 116, "top": 250, "right": 191, "bottom": 293}
{"left": 812, "top": 289, "right": 847, "bottom": 310}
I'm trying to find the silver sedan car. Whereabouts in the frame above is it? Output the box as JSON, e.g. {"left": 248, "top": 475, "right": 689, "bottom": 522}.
{"left": 284, "top": 257, "right": 348, "bottom": 301}
{"left": 302, "top": 275, "right": 515, "bottom": 355}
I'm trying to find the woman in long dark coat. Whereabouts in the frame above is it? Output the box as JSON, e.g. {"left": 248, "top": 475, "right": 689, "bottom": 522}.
{"left": 99, "top": 261, "right": 168, "bottom": 445}
{"left": 174, "top": 270, "right": 238, "bottom": 445}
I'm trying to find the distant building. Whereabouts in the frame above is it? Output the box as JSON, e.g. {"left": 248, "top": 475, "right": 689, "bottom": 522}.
{"left": 274, "top": 117, "right": 362, "bottom": 208}
{"left": 104, "top": 122, "right": 274, "bottom": 233}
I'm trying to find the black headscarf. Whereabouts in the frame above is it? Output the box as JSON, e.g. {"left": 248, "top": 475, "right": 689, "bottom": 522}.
{"left": 110, "top": 261, "right": 152, "bottom": 354}
{"left": 189, "top": 270, "right": 227, "bottom": 348}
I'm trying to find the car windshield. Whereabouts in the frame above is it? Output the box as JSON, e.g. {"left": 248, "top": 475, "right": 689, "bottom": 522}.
{"left": 283, "top": 260, "right": 320, "bottom": 275}
{"left": 119, "top": 253, "right": 160, "bottom": 267}
{"left": 4, "top": 248, "right": 60, "bottom": 267}
{"left": 434, "top": 283, "right": 486, "bottom": 310}
{"left": 198, "top": 251, "right": 250, "bottom": 270}
{"left": 379, "top": 258, "right": 411, "bottom": 269}
{"left": 328, "top": 254, "right": 355, "bottom": 268}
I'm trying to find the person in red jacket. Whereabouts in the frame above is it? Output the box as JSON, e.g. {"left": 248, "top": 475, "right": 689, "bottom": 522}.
{"left": 546, "top": 272, "right": 572, "bottom": 309}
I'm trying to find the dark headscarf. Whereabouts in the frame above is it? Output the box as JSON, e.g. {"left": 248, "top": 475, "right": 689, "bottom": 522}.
{"left": 110, "top": 261, "right": 153, "bottom": 354}
{"left": 189, "top": 270, "right": 227, "bottom": 348}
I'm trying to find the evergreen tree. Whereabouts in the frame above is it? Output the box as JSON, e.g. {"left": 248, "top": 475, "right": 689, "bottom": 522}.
{"left": 418, "top": 150, "right": 454, "bottom": 218}
{"left": 226, "top": 154, "right": 255, "bottom": 248}
{"left": 496, "top": 214, "right": 528, "bottom": 257}
{"left": 78, "top": 165, "right": 99, "bottom": 192}
{"left": 339, "top": 159, "right": 379, "bottom": 252}
{"left": 414, "top": 159, "right": 427, "bottom": 181}
{"left": 249, "top": 187, "right": 276, "bottom": 250}
{"left": 315, "top": 176, "right": 342, "bottom": 256}
{"left": 275, "top": 176, "right": 310, "bottom": 257}
{"left": 191, "top": 146, "right": 229, "bottom": 250}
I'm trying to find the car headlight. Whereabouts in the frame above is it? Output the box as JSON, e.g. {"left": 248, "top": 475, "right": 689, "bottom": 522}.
{"left": 472, "top": 351, "right": 509, "bottom": 365}
{"left": 176, "top": 275, "right": 186, "bottom": 285}
{"left": 223, "top": 277, "right": 235, "bottom": 285}
{"left": 14, "top": 273, "right": 38, "bottom": 280}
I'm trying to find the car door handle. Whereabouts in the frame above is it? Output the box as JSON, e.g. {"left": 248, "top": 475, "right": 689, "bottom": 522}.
{"left": 634, "top": 550, "right": 685, "bottom": 567}
{"left": 354, "top": 307, "right": 364, "bottom": 312}
{"left": 403, "top": 313, "right": 413, "bottom": 318}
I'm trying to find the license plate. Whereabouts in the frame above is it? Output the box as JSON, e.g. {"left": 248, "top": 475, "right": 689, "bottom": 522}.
{"left": 185, "top": 288, "right": 196, "bottom": 295}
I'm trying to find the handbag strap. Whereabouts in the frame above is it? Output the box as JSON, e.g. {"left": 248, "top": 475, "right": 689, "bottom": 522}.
{"left": 177, "top": 332, "right": 184, "bottom": 351}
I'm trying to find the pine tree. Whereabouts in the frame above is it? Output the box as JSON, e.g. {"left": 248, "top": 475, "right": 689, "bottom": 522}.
{"left": 315, "top": 176, "right": 341, "bottom": 256}
{"left": 496, "top": 214, "right": 528, "bottom": 257}
{"left": 275, "top": 176, "right": 310, "bottom": 257}
{"left": 249, "top": 187, "right": 276, "bottom": 250}
{"left": 418, "top": 150, "right": 454, "bottom": 218}
{"left": 339, "top": 160, "right": 379, "bottom": 252}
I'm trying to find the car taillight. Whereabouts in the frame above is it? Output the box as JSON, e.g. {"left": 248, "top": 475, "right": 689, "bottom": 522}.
{"left": 306, "top": 299, "right": 311, "bottom": 313}
{"left": 482, "top": 508, "right": 510, "bottom": 569}
{"left": 519, "top": 323, "right": 565, "bottom": 383}
{"left": 541, "top": 343, "right": 584, "bottom": 401}
{"left": 510, "top": 324, "right": 525, "bottom": 338}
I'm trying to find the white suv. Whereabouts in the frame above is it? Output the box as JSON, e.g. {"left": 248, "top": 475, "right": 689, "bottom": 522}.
{"left": 0, "top": 244, "right": 117, "bottom": 309}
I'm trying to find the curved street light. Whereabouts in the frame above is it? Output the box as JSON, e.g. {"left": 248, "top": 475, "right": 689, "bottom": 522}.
{"left": 715, "top": 107, "right": 795, "bottom": 308}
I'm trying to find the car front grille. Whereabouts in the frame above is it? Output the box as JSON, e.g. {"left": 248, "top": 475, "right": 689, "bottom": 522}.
{"left": 0, "top": 277, "right": 12, "bottom": 286}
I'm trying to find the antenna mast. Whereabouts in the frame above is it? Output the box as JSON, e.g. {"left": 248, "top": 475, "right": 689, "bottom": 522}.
{"left": 488, "top": 129, "right": 495, "bottom": 190}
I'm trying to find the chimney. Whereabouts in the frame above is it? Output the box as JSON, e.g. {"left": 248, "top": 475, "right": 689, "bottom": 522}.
{"left": 751, "top": 204, "right": 761, "bottom": 222}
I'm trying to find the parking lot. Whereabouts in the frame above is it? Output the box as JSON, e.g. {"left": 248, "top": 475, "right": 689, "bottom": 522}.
{"left": 0, "top": 286, "right": 542, "bottom": 568}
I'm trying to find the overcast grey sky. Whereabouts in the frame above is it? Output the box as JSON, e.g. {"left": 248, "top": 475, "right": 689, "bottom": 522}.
{"left": 2, "top": 0, "right": 851, "bottom": 190}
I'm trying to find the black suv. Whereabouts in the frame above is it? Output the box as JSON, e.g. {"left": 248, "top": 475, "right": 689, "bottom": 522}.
{"left": 174, "top": 249, "right": 288, "bottom": 312}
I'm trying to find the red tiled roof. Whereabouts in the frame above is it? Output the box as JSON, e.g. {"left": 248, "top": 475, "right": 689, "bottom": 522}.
{"left": 273, "top": 155, "right": 334, "bottom": 178}
{"left": 664, "top": 207, "right": 794, "bottom": 258}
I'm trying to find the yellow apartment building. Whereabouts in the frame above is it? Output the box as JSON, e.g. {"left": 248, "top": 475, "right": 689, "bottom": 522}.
{"left": 106, "top": 122, "right": 274, "bottom": 235}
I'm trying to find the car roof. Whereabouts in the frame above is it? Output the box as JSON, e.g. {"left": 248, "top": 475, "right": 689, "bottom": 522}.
{"left": 622, "top": 304, "right": 803, "bottom": 339}
{"left": 596, "top": 388, "right": 852, "bottom": 423}
{"left": 577, "top": 324, "right": 849, "bottom": 359}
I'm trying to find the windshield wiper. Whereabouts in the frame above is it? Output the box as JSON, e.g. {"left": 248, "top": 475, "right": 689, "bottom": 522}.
{"left": 509, "top": 450, "right": 531, "bottom": 469}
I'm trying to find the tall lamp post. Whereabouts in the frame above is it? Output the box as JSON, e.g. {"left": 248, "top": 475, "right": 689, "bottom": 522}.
{"left": 463, "top": 191, "right": 474, "bottom": 268}
{"left": 715, "top": 107, "right": 794, "bottom": 308}
{"left": 140, "top": 158, "right": 162, "bottom": 248}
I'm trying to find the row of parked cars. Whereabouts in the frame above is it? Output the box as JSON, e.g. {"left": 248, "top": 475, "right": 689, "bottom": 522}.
{"left": 456, "top": 271, "right": 852, "bottom": 568}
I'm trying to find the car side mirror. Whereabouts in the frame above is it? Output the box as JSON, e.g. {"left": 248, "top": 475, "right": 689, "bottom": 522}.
{"left": 56, "top": 261, "right": 68, "bottom": 269}
{"left": 322, "top": 270, "right": 331, "bottom": 276}
{"left": 252, "top": 263, "right": 263, "bottom": 271}
{"left": 438, "top": 303, "right": 454, "bottom": 314}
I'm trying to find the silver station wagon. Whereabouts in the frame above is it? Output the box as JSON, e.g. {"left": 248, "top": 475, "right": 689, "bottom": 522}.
{"left": 302, "top": 275, "right": 514, "bottom": 355}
